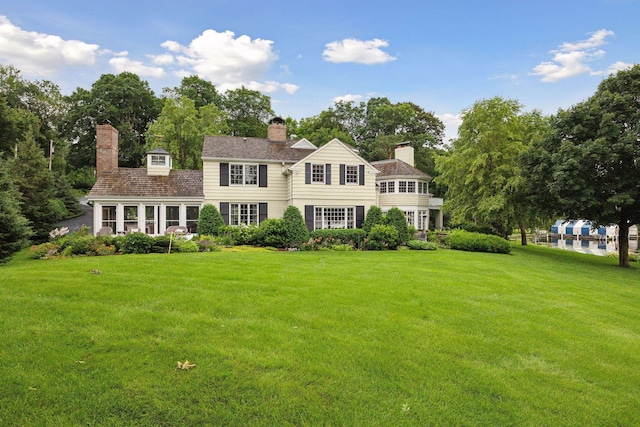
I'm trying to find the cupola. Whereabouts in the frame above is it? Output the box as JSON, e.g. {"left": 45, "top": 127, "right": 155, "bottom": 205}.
{"left": 147, "top": 147, "right": 172, "bottom": 176}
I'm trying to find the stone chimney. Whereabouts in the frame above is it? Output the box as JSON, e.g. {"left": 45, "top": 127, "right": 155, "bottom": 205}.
{"left": 96, "top": 124, "right": 118, "bottom": 178}
{"left": 267, "top": 117, "right": 287, "bottom": 142}
{"left": 395, "top": 142, "right": 414, "bottom": 167}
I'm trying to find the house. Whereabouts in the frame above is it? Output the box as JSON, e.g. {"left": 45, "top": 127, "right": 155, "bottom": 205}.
{"left": 88, "top": 124, "right": 204, "bottom": 235}
{"left": 202, "top": 117, "right": 378, "bottom": 230}
{"left": 371, "top": 142, "right": 444, "bottom": 230}
{"left": 88, "top": 118, "right": 444, "bottom": 235}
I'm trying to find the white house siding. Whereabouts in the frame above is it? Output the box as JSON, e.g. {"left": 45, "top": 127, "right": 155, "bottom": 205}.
{"left": 378, "top": 193, "right": 430, "bottom": 209}
{"left": 203, "top": 160, "right": 293, "bottom": 220}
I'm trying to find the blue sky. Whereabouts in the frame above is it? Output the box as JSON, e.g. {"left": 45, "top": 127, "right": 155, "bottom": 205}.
{"left": 1, "top": 0, "right": 639, "bottom": 141}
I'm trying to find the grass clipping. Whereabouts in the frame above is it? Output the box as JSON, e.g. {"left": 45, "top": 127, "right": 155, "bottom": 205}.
{"left": 177, "top": 360, "right": 196, "bottom": 370}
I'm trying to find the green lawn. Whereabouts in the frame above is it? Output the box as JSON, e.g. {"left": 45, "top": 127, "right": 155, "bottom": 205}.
{"left": 1, "top": 246, "right": 639, "bottom": 426}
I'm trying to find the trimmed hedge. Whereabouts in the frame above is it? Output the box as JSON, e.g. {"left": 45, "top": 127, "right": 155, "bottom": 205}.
{"left": 310, "top": 229, "right": 366, "bottom": 248}
{"left": 443, "top": 230, "right": 511, "bottom": 254}
{"left": 407, "top": 240, "right": 438, "bottom": 250}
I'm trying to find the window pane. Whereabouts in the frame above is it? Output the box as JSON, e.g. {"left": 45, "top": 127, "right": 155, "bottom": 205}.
{"left": 186, "top": 206, "right": 199, "bottom": 233}
{"left": 230, "top": 164, "right": 243, "bottom": 185}
{"left": 166, "top": 206, "right": 180, "bottom": 227}
{"left": 380, "top": 182, "right": 387, "bottom": 193}
{"left": 145, "top": 206, "right": 156, "bottom": 234}
{"left": 245, "top": 165, "right": 258, "bottom": 185}
{"left": 387, "top": 182, "right": 395, "bottom": 193}
{"left": 346, "top": 165, "right": 358, "bottom": 184}
{"left": 408, "top": 181, "right": 416, "bottom": 193}
{"left": 102, "top": 206, "right": 116, "bottom": 230}
{"left": 399, "top": 181, "right": 407, "bottom": 193}
{"left": 312, "top": 164, "right": 325, "bottom": 183}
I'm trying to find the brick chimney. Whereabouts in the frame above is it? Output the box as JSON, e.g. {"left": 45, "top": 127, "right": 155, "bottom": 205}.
{"left": 96, "top": 124, "right": 118, "bottom": 178}
{"left": 267, "top": 117, "right": 287, "bottom": 142}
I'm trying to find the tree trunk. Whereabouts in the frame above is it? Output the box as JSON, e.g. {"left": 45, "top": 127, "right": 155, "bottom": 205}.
{"left": 520, "top": 225, "right": 528, "bottom": 246}
{"left": 618, "top": 220, "right": 630, "bottom": 268}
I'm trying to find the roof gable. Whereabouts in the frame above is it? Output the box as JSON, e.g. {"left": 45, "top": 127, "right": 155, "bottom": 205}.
{"left": 291, "top": 138, "right": 378, "bottom": 172}
{"left": 290, "top": 138, "right": 317, "bottom": 149}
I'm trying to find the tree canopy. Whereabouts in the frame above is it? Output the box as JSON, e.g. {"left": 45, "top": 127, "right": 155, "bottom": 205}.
{"left": 521, "top": 65, "right": 640, "bottom": 267}
{"left": 435, "top": 96, "right": 550, "bottom": 240}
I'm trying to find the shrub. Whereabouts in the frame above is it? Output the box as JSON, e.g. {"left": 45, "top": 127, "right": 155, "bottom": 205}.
{"left": 152, "top": 235, "right": 172, "bottom": 253}
{"left": 120, "top": 232, "right": 155, "bottom": 254}
{"left": 57, "top": 231, "right": 95, "bottom": 256}
{"left": 310, "top": 229, "right": 366, "bottom": 249}
{"left": 364, "top": 225, "right": 399, "bottom": 250}
{"left": 255, "top": 219, "right": 288, "bottom": 248}
{"left": 282, "top": 206, "right": 309, "bottom": 248}
{"left": 197, "top": 204, "right": 225, "bottom": 236}
{"left": 384, "top": 208, "right": 410, "bottom": 245}
{"left": 332, "top": 244, "right": 354, "bottom": 251}
{"left": 362, "top": 205, "right": 384, "bottom": 234}
{"left": 178, "top": 240, "right": 199, "bottom": 253}
{"left": 407, "top": 239, "right": 438, "bottom": 250}
{"left": 29, "top": 242, "right": 61, "bottom": 259}
{"left": 443, "top": 230, "right": 511, "bottom": 254}
{"left": 93, "top": 243, "right": 116, "bottom": 256}
{"left": 218, "top": 224, "right": 259, "bottom": 245}
{"left": 197, "top": 235, "right": 220, "bottom": 252}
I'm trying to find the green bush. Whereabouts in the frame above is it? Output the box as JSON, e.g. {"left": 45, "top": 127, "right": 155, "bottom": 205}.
{"left": 152, "top": 235, "right": 172, "bottom": 253}
{"left": 218, "top": 224, "right": 259, "bottom": 245}
{"left": 364, "top": 225, "right": 399, "bottom": 250}
{"left": 93, "top": 243, "right": 116, "bottom": 256}
{"left": 362, "top": 205, "right": 384, "bottom": 233}
{"left": 197, "top": 236, "right": 220, "bottom": 252}
{"left": 443, "top": 230, "right": 511, "bottom": 254}
{"left": 120, "top": 232, "right": 155, "bottom": 254}
{"left": 57, "top": 230, "right": 95, "bottom": 256}
{"left": 197, "top": 204, "right": 225, "bottom": 236}
{"left": 282, "top": 206, "right": 309, "bottom": 248}
{"left": 178, "top": 240, "right": 199, "bottom": 253}
{"left": 384, "top": 207, "right": 410, "bottom": 245}
{"left": 29, "top": 242, "right": 61, "bottom": 259}
{"left": 255, "top": 219, "right": 288, "bottom": 248}
{"left": 407, "top": 239, "right": 438, "bottom": 250}
{"left": 309, "top": 229, "right": 366, "bottom": 249}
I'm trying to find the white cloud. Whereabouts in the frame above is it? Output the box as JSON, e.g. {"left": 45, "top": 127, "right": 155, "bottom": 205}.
{"left": 158, "top": 29, "right": 297, "bottom": 95}
{"left": 323, "top": 38, "right": 396, "bottom": 65}
{"left": 437, "top": 113, "right": 463, "bottom": 144}
{"left": 531, "top": 29, "right": 616, "bottom": 82}
{"left": 0, "top": 15, "right": 99, "bottom": 76}
{"left": 333, "top": 94, "right": 364, "bottom": 103}
{"left": 161, "top": 29, "right": 277, "bottom": 84}
{"left": 596, "top": 61, "right": 634, "bottom": 76}
{"left": 109, "top": 56, "right": 166, "bottom": 78}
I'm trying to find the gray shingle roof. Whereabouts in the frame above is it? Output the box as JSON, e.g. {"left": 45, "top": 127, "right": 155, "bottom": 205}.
{"left": 202, "top": 136, "right": 315, "bottom": 162}
{"left": 88, "top": 168, "right": 203, "bottom": 198}
{"left": 147, "top": 146, "right": 170, "bottom": 155}
{"left": 370, "top": 159, "right": 431, "bottom": 179}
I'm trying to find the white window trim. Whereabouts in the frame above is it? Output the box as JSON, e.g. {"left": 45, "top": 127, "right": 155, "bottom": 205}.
{"left": 230, "top": 163, "right": 259, "bottom": 186}
{"left": 345, "top": 165, "right": 359, "bottom": 185}
{"left": 311, "top": 163, "right": 325, "bottom": 184}
{"left": 151, "top": 155, "right": 166, "bottom": 166}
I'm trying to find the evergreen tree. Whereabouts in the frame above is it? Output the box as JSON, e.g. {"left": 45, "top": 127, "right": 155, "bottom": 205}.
{"left": 362, "top": 205, "right": 384, "bottom": 233}
{"left": 0, "top": 158, "right": 31, "bottom": 262}
{"left": 9, "top": 134, "right": 57, "bottom": 243}
{"left": 197, "top": 204, "right": 225, "bottom": 236}
{"left": 384, "top": 207, "right": 410, "bottom": 245}
{"left": 282, "top": 205, "right": 309, "bottom": 248}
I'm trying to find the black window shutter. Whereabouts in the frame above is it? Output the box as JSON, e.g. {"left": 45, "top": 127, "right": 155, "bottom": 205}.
{"left": 339, "top": 164, "right": 346, "bottom": 185}
{"left": 220, "top": 202, "right": 230, "bottom": 225}
{"left": 220, "top": 163, "right": 229, "bottom": 186}
{"left": 259, "top": 203, "right": 268, "bottom": 223}
{"left": 325, "top": 164, "right": 331, "bottom": 185}
{"left": 259, "top": 164, "right": 268, "bottom": 187}
{"left": 359, "top": 165, "right": 365, "bottom": 185}
{"left": 305, "top": 163, "right": 311, "bottom": 184}
{"left": 356, "top": 206, "right": 365, "bottom": 228}
{"left": 304, "top": 205, "right": 314, "bottom": 232}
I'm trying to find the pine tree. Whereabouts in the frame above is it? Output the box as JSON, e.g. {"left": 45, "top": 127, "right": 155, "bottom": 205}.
{"left": 9, "top": 134, "right": 57, "bottom": 243}
{"left": 282, "top": 205, "right": 309, "bottom": 248}
{"left": 197, "top": 204, "right": 224, "bottom": 236}
{"left": 0, "top": 158, "right": 32, "bottom": 262}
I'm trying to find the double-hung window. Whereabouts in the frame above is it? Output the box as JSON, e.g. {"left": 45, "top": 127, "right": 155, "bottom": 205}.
{"left": 230, "top": 164, "right": 258, "bottom": 185}
{"left": 379, "top": 182, "right": 387, "bottom": 194}
{"left": 399, "top": 181, "right": 407, "bottom": 193}
{"left": 312, "top": 164, "right": 325, "bottom": 183}
{"left": 407, "top": 181, "right": 416, "bottom": 193}
{"left": 387, "top": 181, "right": 395, "bottom": 193}
{"left": 345, "top": 165, "right": 358, "bottom": 184}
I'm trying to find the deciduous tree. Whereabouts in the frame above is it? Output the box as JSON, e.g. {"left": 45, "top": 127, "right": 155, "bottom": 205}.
{"left": 521, "top": 65, "right": 640, "bottom": 267}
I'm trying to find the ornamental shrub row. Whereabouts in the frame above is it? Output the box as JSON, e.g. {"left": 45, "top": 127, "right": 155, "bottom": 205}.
{"left": 442, "top": 230, "right": 511, "bottom": 254}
